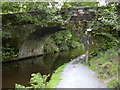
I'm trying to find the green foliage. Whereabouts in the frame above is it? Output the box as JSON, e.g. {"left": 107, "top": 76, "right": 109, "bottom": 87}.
{"left": 2, "top": 2, "right": 22, "bottom": 14}
{"left": 68, "top": 40, "right": 81, "bottom": 48}
{"left": 91, "top": 3, "right": 120, "bottom": 50}
{"left": 89, "top": 47, "right": 119, "bottom": 88}
{"left": 107, "top": 78, "right": 119, "bottom": 88}
{"left": 2, "top": 31, "right": 11, "bottom": 39}
{"left": 2, "top": 2, "right": 66, "bottom": 28}
{"left": 44, "top": 38, "right": 59, "bottom": 53}
{"left": 44, "top": 31, "right": 82, "bottom": 53}
{"left": 15, "top": 64, "right": 66, "bottom": 88}
{"left": 15, "top": 73, "right": 49, "bottom": 88}
{"left": 29, "top": 73, "right": 49, "bottom": 88}
{"left": 2, "top": 47, "right": 18, "bottom": 61}
{"left": 62, "top": 2, "right": 98, "bottom": 7}
{"left": 15, "top": 84, "right": 26, "bottom": 88}
{"left": 2, "top": 2, "right": 99, "bottom": 61}
{"left": 2, "top": 2, "right": 99, "bottom": 28}
{"left": 2, "top": 31, "right": 19, "bottom": 61}
{"left": 47, "top": 64, "right": 66, "bottom": 88}
{"left": 2, "top": 2, "right": 55, "bottom": 14}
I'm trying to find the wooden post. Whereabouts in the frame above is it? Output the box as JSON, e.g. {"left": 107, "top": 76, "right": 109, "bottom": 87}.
{"left": 84, "top": 22, "right": 89, "bottom": 65}
{"left": 118, "top": 49, "right": 120, "bottom": 86}
{"left": 85, "top": 30, "right": 89, "bottom": 64}
{"left": 86, "top": 50, "right": 89, "bottom": 64}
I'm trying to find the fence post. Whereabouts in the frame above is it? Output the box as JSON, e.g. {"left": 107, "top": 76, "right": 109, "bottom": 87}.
{"left": 118, "top": 48, "right": 120, "bottom": 87}
{"left": 86, "top": 50, "right": 89, "bottom": 64}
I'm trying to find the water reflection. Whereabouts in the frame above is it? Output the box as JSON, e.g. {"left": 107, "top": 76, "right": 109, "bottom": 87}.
{"left": 2, "top": 47, "right": 85, "bottom": 88}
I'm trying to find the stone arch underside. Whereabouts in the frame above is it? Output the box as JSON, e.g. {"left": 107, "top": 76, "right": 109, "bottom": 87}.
{"left": 19, "top": 27, "right": 92, "bottom": 58}
{"left": 18, "top": 27, "right": 67, "bottom": 58}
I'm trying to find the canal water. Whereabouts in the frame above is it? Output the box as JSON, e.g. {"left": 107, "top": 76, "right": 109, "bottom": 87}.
{"left": 2, "top": 47, "right": 85, "bottom": 88}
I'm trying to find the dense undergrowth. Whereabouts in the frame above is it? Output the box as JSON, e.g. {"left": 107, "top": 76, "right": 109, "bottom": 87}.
{"left": 88, "top": 3, "right": 120, "bottom": 88}
{"left": 44, "top": 31, "right": 82, "bottom": 53}
{"left": 89, "top": 47, "right": 119, "bottom": 88}
{"left": 84, "top": 3, "right": 120, "bottom": 88}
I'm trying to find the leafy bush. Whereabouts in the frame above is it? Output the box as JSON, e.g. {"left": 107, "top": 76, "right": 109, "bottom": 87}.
{"left": 15, "top": 73, "right": 49, "bottom": 88}
{"left": 107, "top": 78, "right": 119, "bottom": 88}
{"left": 90, "top": 3, "right": 120, "bottom": 50}
{"left": 44, "top": 38, "right": 59, "bottom": 53}
{"left": 15, "top": 64, "right": 66, "bottom": 88}
{"left": 44, "top": 30, "right": 82, "bottom": 53}
{"left": 2, "top": 47, "right": 18, "bottom": 60}
{"left": 2, "top": 30, "right": 19, "bottom": 61}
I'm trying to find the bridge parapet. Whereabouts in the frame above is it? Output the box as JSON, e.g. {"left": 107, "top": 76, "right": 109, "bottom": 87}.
{"left": 61, "top": 7, "right": 97, "bottom": 23}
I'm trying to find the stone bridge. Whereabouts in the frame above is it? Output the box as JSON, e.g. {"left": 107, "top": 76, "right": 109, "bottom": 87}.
{"left": 62, "top": 7, "right": 96, "bottom": 22}
{"left": 3, "top": 7, "right": 97, "bottom": 58}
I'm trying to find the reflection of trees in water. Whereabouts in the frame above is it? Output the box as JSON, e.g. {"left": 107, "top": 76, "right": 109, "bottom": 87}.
{"left": 51, "top": 47, "right": 85, "bottom": 70}
{"left": 43, "top": 53, "right": 59, "bottom": 73}
{"left": 18, "top": 57, "right": 48, "bottom": 75}
{"left": 2, "top": 47, "right": 85, "bottom": 88}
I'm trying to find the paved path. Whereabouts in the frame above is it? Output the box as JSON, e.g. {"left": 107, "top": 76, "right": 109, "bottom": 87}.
{"left": 57, "top": 55, "right": 107, "bottom": 88}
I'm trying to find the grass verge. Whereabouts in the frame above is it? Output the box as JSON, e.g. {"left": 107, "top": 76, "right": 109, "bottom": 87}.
{"left": 46, "top": 64, "right": 67, "bottom": 88}
{"left": 89, "top": 47, "right": 119, "bottom": 88}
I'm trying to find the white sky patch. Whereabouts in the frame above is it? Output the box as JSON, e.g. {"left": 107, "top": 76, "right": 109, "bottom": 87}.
{"left": 48, "top": 0, "right": 65, "bottom": 9}
{"left": 48, "top": 2, "right": 52, "bottom": 8}
{"left": 54, "top": 0, "right": 65, "bottom": 9}
{"left": 97, "top": 0, "right": 107, "bottom": 6}
{"left": 48, "top": 0, "right": 111, "bottom": 9}
{"left": 87, "top": 28, "right": 92, "bottom": 31}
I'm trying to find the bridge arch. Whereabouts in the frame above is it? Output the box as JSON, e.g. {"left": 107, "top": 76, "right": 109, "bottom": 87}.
{"left": 18, "top": 26, "right": 93, "bottom": 58}
{"left": 18, "top": 27, "right": 67, "bottom": 57}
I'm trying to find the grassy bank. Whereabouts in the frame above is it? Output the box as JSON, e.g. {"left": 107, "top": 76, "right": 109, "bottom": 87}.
{"left": 47, "top": 64, "right": 66, "bottom": 88}
{"left": 89, "top": 47, "right": 119, "bottom": 88}
{"left": 15, "top": 64, "right": 67, "bottom": 88}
